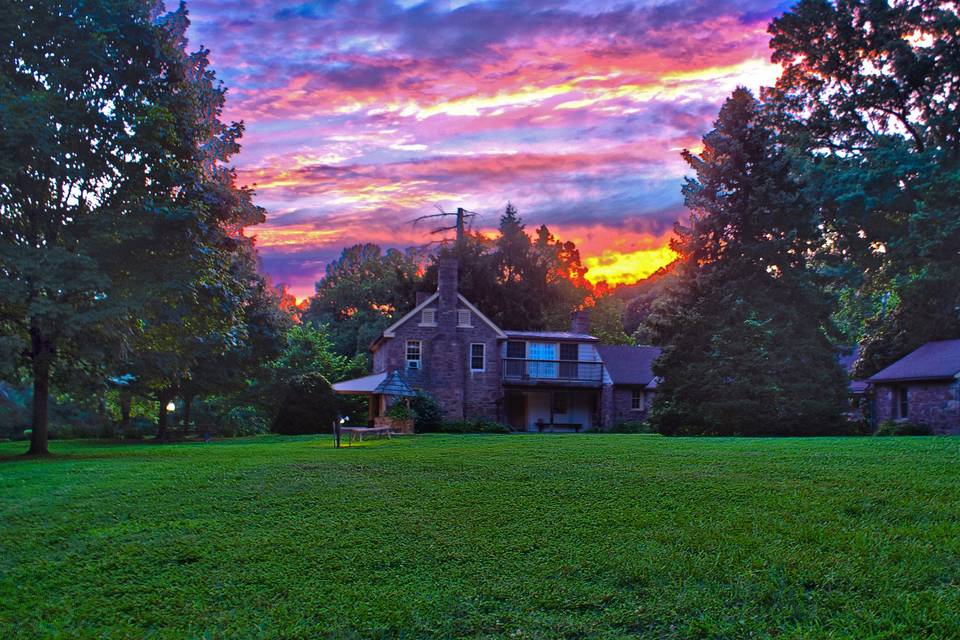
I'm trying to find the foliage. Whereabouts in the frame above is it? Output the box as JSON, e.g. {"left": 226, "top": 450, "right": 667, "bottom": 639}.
{"left": 647, "top": 88, "right": 848, "bottom": 436}
{"left": 419, "top": 205, "right": 593, "bottom": 332}
{"left": 385, "top": 402, "right": 414, "bottom": 421}
{"left": 271, "top": 372, "right": 337, "bottom": 435}
{"left": 303, "top": 244, "right": 421, "bottom": 359}
{"left": 874, "top": 420, "right": 933, "bottom": 437}
{"left": 437, "top": 418, "right": 512, "bottom": 434}
{"left": 588, "top": 295, "right": 634, "bottom": 345}
{"left": 608, "top": 420, "right": 656, "bottom": 434}
{"left": 2, "top": 436, "right": 960, "bottom": 637}
{"left": 765, "top": 0, "right": 960, "bottom": 376}
{"left": 408, "top": 391, "right": 444, "bottom": 433}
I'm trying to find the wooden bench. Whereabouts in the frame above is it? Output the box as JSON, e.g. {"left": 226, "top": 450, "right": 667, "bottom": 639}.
{"left": 342, "top": 426, "right": 393, "bottom": 445}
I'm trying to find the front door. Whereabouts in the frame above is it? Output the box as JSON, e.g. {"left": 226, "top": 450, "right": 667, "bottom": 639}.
{"left": 505, "top": 392, "right": 526, "bottom": 431}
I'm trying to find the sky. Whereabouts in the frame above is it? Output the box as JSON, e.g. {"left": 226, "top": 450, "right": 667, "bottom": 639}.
{"left": 186, "top": 0, "right": 788, "bottom": 300}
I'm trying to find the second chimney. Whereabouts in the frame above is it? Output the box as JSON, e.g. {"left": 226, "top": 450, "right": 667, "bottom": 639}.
{"left": 437, "top": 257, "right": 458, "bottom": 310}
{"left": 570, "top": 309, "right": 590, "bottom": 334}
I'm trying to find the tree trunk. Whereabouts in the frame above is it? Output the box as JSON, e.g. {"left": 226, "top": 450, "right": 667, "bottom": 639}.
{"left": 182, "top": 394, "right": 193, "bottom": 433}
{"left": 120, "top": 390, "right": 132, "bottom": 435}
{"left": 156, "top": 389, "right": 174, "bottom": 441}
{"left": 27, "top": 324, "right": 53, "bottom": 456}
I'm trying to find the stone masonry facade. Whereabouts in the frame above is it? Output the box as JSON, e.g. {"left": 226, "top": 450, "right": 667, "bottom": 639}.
{"left": 873, "top": 380, "right": 960, "bottom": 435}
{"left": 371, "top": 260, "right": 502, "bottom": 421}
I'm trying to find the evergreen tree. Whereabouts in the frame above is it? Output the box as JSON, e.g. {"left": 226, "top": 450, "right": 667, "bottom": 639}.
{"left": 647, "top": 88, "right": 847, "bottom": 436}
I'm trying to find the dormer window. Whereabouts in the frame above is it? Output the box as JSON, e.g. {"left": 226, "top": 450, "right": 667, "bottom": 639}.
{"left": 457, "top": 309, "right": 472, "bottom": 327}
{"left": 420, "top": 309, "right": 436, "bottom": 326}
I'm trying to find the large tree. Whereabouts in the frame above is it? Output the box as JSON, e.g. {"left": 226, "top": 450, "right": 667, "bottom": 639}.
{"left": 647, "top": 88, "right": 848, "bottom": 436}
{"left": 303, "top": 243, "right": 421, "bottom": 359}
{"left": 766, "top": 0, "right": 960, "bottom": 376}
{"left": 0, "top": 1, "right": 210, "bottom": 454}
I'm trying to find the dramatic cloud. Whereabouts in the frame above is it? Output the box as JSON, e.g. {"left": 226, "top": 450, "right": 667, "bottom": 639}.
{"left": 188, "top": 0, "right": 785, "bottom": 298}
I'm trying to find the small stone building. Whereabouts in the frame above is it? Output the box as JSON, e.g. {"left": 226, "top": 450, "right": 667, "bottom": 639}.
{"left": 333, "top": 258, "right": 661, "bottom": 431}
{"left": 597, "top": 344, "right": 661, "bottom": 427}
{"left": 868, "top": 339, "right": 960, "bottom": 434}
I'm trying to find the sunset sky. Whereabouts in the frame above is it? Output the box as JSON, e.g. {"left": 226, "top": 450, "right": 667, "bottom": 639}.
{"left": 187, "top": 0, "right": 787, "bottom": 299}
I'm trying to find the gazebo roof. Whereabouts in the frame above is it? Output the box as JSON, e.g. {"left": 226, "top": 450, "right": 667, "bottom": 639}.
{"left": 374, "top": 370, "right": 417, "bottom": 397}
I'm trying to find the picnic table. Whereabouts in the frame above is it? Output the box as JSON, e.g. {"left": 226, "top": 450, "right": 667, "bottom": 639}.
{"left": 341, "top": 426, "right": 393, "bottom": 445}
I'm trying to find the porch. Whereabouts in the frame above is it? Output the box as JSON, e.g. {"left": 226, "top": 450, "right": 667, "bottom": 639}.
{"left": 502, "top": 388, "right": 600, "bottom": 432}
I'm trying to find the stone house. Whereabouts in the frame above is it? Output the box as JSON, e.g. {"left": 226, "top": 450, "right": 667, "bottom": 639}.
{"left": 333, "top": 258, "right": 660, "bottom": 431}
{"left": 868, "top": 339, "right": 960, "bottom": 434}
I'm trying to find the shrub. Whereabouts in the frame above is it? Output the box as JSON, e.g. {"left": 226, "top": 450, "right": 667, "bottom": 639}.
{"left": 409, "top": 391, "right": 444, "bottom": 433}
{"left": 439, "top": 418, "right": 511, "bottom": 434}
{"left": 608, "top": 420, "right": 656, "bottom": 434}
{"left": 874, "top": 420, "right": 933, "bottom": 436}
{"left": 385, "top": 402, "right": 414, "bottom": 421}
{"left": 218, "top": 405, "right": 270, "bottom": 437}
{"left": 272, "top": 372, "right": 337, "bottom": 435}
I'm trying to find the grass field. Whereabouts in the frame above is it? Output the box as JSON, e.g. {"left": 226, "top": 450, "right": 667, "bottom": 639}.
{"left": 1, "top": 435, "right": 959, "bottom": 639}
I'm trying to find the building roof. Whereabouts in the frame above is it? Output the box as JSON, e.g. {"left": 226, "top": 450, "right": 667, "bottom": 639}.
{"left": 596, "top": 344, "right": 661, "bottom": 386}
{"left": 374, "top": 370, "right": 417, "bottom": 397}
{"left": 868, "top": 339, "right": 960, "bottom": 383}
{"left": 332, "top": 372, "right": 387, "bottom": 395}
{"left": 504, "top": 330, "right": 598, "bottom": 342}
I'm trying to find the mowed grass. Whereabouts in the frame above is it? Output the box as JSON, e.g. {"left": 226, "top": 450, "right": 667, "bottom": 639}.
{"left": 1, "top": 435, "right": 959, "bottom": 639}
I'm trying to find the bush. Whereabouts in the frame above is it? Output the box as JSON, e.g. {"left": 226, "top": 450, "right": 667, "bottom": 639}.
{"left": 385, "top": 401, "right": 414, "bottom": 421}
{"left": 608, "top": 420, "right": 656, "bottom": 434}
{"left": 438, "top": 418, "right": 511, "bottom": 434}
{"left": 874, "top": 420, "right": 933, "bottom": 436}
{"left": 409, "top": 391, "right": 444, "bottom": 433}
{"left": 272, "top": 372, "right": 337, "bottom": 435}
{"left": 218, "top": 405, "right": 270, "bottom": 437}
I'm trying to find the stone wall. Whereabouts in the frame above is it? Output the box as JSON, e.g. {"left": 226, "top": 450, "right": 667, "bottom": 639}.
{"left": 371, "top": 302, "right": 503, "bottom": 421}
{"left": 608, "top": 385, "right": 654, "bottom": 427}
{"left": 874, "top": 381, "right": 960, "bottom": 435}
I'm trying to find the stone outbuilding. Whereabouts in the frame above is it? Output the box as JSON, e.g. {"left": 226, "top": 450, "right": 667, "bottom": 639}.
{"left": 868, "top": 339, "right": 960, "bottom": 434}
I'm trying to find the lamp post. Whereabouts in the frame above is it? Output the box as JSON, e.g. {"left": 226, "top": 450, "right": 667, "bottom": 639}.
{"left": 335, "top": 416, "right": 348, "bottom": 448}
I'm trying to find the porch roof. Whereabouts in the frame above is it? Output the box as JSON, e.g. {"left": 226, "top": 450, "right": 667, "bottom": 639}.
{"left": 332, "top": 372, "right": 387, "bottom": 395}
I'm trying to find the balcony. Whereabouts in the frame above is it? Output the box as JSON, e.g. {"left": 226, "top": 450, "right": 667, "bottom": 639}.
{"left": 502, "top": 358, "right": 604, "bottom": 387}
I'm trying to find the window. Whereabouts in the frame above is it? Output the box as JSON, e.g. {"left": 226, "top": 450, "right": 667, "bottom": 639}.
{"left": 505, "top": 341, "right": 526, "bottom": 377}
{"left": 631, "top": 389, "right": 643, "bottom": 411}
{"left": 458, "top": 309, "right": 472, "bottom": 327}
{"left": 406, "top": 340, "right": 421, "bottom": 369}
{"left": 470, "top": 343, "right": 485, "bottom": 372}
{"left": 420, "top": 309, "right": 436, "bottom": 326}
{"left": 898, "top": 387, "right": 909, "bottom": 419}
{"left": 559, "top": 343, "right": 579, "bottom": 378}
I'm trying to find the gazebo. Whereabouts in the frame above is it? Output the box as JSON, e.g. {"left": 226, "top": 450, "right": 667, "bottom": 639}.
{"left": 332, "top": 370, "right": 416, "bottom": 431}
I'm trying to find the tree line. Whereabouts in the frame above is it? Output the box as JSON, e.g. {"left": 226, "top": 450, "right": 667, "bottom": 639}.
{"left": 646, "top": 0, "right": 960, "bottom": 434}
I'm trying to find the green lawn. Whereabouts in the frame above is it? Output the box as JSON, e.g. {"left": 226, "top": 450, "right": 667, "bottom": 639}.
{"left": 1, "top": 435, "right": 958, "bottom": 639}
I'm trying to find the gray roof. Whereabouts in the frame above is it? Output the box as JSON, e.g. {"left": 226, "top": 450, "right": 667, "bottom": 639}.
{"left": 596, "top": 345, "right": 661, "bottom": 386}
{"left": 869, "top": 339, "right": 960, "bottom": 383}
{"left": 505, "top": 330, "right": 598, "bottom": 342}
{"left": 374, "top": 370, "right": 417, "bottom": 397}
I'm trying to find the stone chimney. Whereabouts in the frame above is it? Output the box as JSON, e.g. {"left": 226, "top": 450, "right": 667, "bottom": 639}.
{"left": 415, "top": 291, "right": 431, "bottom": 306}
{"left": 570, "top": 309, "right": 590, "bottom": 334}
{"left": 437, "top": 257, "right": 458, "bottom": 310}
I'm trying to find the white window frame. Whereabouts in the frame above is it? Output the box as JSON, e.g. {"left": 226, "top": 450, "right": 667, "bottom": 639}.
{"left": 458, "top": 309, "right": 472, "bottom": 327}
{"left": 419, "top": 309, "right": 436, "bottom": 326}
{"left": 469, "top": 343, "right": 485, "bottom": 372}
{"left": 406, "top": 340, "right": 422, "bottom": 370}
{"left": 631, "top": 389, "right": 643, "bottom": 411}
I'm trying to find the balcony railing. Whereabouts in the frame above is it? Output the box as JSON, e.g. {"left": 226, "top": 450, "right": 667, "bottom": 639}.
{"left": 502, "top": 358, "right": 604, "bottom": 385}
